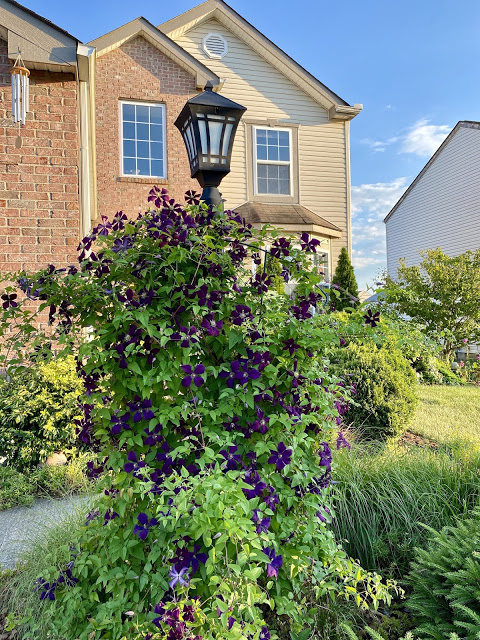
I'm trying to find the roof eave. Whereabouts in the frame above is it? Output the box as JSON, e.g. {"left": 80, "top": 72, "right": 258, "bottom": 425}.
{"left": 87, "top": 16, "right": 218, "bottom": 90}
{"left": 159, "top": 0, "right": 361, "bottom": 116}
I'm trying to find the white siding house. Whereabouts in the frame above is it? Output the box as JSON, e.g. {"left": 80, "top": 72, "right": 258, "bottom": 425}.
{"left": 384, "top": 121, "right": 480, "bottom": 276}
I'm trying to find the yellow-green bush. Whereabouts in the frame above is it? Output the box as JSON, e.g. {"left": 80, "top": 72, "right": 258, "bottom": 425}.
{"left": 0, "top": 356, "right": 84, "bottom": 470}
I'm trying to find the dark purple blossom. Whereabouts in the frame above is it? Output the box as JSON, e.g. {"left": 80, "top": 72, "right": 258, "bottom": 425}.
{"left": 201, "top": 313, "right": 223, "bottom": 337}
{"left": 230, "top": 304, "right": 253, "bottom": 325}
{"left": 219, "top": 360, "right": 260, "bottom": 388}
{"left": 171, "top": 326, "right": 198, "bottom": 348}
{"left": 251, "top": 272, "right": 272, "bottom": 294}
{"left": 181, "top": 364, "right": 205, "bottom": 388}
{"left": 268, "top": 442, "right": 293, "bottom": 471}
{"left": 112, "top": 236, "right": 133, "bottom": 254}
{"left": 228, "top": 616, "right": 236, "bottom": 630}
{"left": 263, "top": 547, "right": 283, "bottom": 579}
{"left": 219, "top": 444, "right": 241, "bottom": 470}
{"left": 252, "top": 509, "right": 271, "bottom": 533}
{"left": 195, "top": 285, "right": 223, "bottom": 308}
{"left": 259, "top": 627, "right": 271, "bottom": 640}
{"left": 300, "top": 232, "right": 320, "bottom": 253}
{"left": 282, "top": 338, "right": 300, "bottom": 355}
{"left": 185, "top": 190, "right": 201, "bottom": 205}
{"left": 133, "top": 513, "right": 158, "bottom": 541}
{"left": 337, "top": 431, "right": 351, "bottom": 450}
{"left": 1, "top": 293, "right": 17, "bottom": 309}
{"left": 270, "top": 237, "right": 291, "bottom": 259}
{"left": 286, "top": 359, "right": 306, "bottom": 388}
{"left": 364, "top": 309, "right": 381, "bottom": 327}
{"left": 124, "top": 450, "right": 146, "bottom": 475}
{"left": 318, "top": 442, "right": 332, "bottom": 474}
{"left": 248, "top": 408, "right": 269, "bottom": 435}
{"left": 208, "top": 262, "right": 223, "bottom": 277}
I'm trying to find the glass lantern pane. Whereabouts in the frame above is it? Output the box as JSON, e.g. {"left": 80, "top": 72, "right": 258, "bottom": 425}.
{"left": 208, "top": 118, "right": 224, "bottom": 157}
{"left": 222, "top": 123, "right": 234, "bottom": 157}
{"left": 198, "top": 119, "right": 208, "bottom": 154}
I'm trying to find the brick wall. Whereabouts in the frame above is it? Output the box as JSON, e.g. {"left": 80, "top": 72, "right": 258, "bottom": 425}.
{"left": 0, "top": 39, "right": 80, "bottom": 278}
{"left": 95, "top": 36, "right": 199, "bottom": 219}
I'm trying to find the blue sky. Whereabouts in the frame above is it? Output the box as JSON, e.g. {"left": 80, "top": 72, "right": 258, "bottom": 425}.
{"left": 27, "top": 0, "right": 480, "bottom": 287}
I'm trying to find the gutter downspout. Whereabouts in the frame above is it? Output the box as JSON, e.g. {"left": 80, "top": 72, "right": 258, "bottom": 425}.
{"left": 76, "top": 44, "right": 96, "bottom": 237}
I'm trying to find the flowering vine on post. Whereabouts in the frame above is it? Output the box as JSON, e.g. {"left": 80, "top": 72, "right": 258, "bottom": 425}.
{"left": 0, "top": 188, "right": 396, "bottom": 640}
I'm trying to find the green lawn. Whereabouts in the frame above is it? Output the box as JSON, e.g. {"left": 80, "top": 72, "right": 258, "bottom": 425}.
{"left": 409, "top": 384, "right": 480, "bottom": 448}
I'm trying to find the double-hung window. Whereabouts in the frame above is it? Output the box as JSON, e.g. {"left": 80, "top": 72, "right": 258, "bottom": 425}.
{"left": 121, "top": 101, "right": 166, "bottom": 178}
{"left": 254, "top": 127, "right": 291, "bottom": 195}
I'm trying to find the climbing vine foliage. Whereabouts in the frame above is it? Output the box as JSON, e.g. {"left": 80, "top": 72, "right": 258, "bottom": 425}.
{"left": 1, "top": 189, "right": 396, "bottom": 640}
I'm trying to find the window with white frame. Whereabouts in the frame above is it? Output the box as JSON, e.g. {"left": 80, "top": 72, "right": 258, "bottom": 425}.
{"left": 254, "top": 127, "right": 291, "bottom": 195}
{"left": 313, "top": 251, "right": 329, "bottom": 282}
{"left": 121, "top": 101, "right": 166, "bottom": 178}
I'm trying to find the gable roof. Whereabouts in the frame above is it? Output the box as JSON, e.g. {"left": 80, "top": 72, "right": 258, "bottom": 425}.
{"left": 87, "top": 16, "right": 219, "bottom": 89}
{"left": 159, "top": 0, "right": 362, "bottom": 119}
{"left": 0, "top": 0, "right": 78, "bottom": 69}
{"left": 384, "top": 121, "right": 480, "bottom": 223}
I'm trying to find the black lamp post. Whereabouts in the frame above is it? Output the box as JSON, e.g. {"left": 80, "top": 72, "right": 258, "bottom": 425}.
{"left": 175, "top": 81, "right": 246, "bottom": 208}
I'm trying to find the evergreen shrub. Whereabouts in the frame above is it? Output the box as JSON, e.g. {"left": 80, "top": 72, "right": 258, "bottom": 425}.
{"left": 329, "top": 342, "right": 418, "bottom": 440}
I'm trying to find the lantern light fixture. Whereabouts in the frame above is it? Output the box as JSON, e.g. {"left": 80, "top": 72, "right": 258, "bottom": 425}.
{"left": 10, "top": 52, "right": 30, "bottom": 126}
{"left": 174, "top": 81, "right": 246, "bottom": 208}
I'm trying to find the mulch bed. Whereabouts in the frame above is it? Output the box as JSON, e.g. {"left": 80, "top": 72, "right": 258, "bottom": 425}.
{"left": 401, "top": 430, "right": 439, "bottom": 450}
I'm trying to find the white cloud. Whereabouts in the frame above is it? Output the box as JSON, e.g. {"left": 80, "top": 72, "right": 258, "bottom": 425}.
{"left": 361, "top": 119, "right": 452, "bottom": 158}
{"left": 401, "top": 119, "right": 452, "bottom": 157}
{"left": 350, "top": 177, "right": 410, "bottom": 285}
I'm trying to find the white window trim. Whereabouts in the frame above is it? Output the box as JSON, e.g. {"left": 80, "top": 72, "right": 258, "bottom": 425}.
{"left": 119, "top": 100, "right": 167, "bottom": 179}
{"left": 252, "top": 126, "right": 293, "bottom": 197}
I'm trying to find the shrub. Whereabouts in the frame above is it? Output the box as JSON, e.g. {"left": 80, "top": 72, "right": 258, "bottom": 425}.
{"left": 0, "top": 466, "right": 34, "bottom": 509}
{"left": 0, "top": 355, "right": 84, "bottom": 470}
{"left": 330, "top": 342, "right": 418, "bottom": 440}
{"left": 0, "top": 192, "right": 396, "bottom": 640}
{"left": 331, "top": 247, "right": 359, "bottom": 311}
{"left": 408, "top": 507, "right": 480, "bottom": 640}
{"left": 331, "top": 444, "right": 480, "bottom": 578}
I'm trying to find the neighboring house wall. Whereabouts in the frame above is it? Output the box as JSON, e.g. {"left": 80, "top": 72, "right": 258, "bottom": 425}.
{"left": 0, "top": 39, "right": 79, "bottom": 280}
{"left": 171, "top": 18, "right": 349, "bottom": 268}
{"left": 385, "top": 124, "right": 480, "bottom": 275}
{"left": 94, "top": 36, "right": 200, "bottom": 218}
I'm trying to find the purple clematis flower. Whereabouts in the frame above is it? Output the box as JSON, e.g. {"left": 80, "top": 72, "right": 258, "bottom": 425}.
{"left": 195, "top": 284, "right": 224, "bottom": 308}
{"left": 248, "top": 408, "right": 270, "bottom": 434}
{"left": 270, "top": 237, "right": 291, "bottom": 259}
{"left": 1, "top": 293, "right": 17, "bottom": 309}
{"left": 228, "top": 616, "right": 236, "bottom": 630}
{"left": 112, "top": 236, "right": 133, "bottom": 254}
{"left": 259, "top": 627, "right": 271, "bottom": 640}
{"left": 219, "top": 444, "right": 242, "bottom": 470}
{"left": 317, "top": 505, "right": 332, "bottom": 523}
{"left": 124, "top": 451, "right": 146, "bottom": 475}
{"left": 171, "top": 326, "right": 198, "bottom": 348}
{"left": 180, "top": 364, "right": 205, "bottom": 388}
{"left": 318, "top": 442, "right": 332, "bottom": 473}
{"left": 252, "top": 509, "right": 271, "bottom": 533}
{"left": 263, "top": 547, "right": 283, "bottom": 579}
{"left": 268, "top": 442, "right": 292, "bottom": 471}
{"left": 283, "top": 338, "right": 300, "bottom": 355}
{"left": 168, "top": 566, "right": 189, "bottom": 590}
{"left": 133, "top": 513, "right": 158, "bottom": 541}
{"left": 364, "top": 309, "right": 381, "bottom": 327}
{"left": 251, "top": 272, "right": 272, "bottom": 294}
{"left": 208, "top": 262, "right": 223, "bottom": 277}
{"left": 286, "top": 359, "right": 306, "bottom": 388}
{"left": 231, "top": 304, "right": 254, "bottom": 325}
{"left": 300, "top": 232, "right": 320, "bottom": 253}
{"left": 337, "top": 431, "right": 351, "bottom": 450}
{"left": 201, "top": 313, "right": 223, "bottom": 337}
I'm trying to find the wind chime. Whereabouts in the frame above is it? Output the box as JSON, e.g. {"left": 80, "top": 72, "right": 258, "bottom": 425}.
{"left": 10, "top": 51, "right": 30, "bottom": 148}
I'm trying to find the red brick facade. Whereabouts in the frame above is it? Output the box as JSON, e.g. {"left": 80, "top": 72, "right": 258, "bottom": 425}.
{"left": 0, "top": 39, "right": 80, "bottom": 275}
{"left": 95, "top": 36, "right": 199, "bottom": 219}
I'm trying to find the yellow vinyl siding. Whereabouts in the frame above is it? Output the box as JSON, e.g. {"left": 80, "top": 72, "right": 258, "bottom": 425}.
{"left": 174, "top": 18, "right": 348, "bottom": 267}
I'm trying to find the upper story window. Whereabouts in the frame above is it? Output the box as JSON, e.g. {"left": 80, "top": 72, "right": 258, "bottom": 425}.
{"left": 121, "top": 101, "right": 166, "bottom": 178}
{"left": 253, "top": 127, "right": 292, "bottom": 196}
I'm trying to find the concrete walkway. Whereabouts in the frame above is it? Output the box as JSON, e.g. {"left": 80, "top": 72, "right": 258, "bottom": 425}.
{"left": 0, "top": 495, "right": 92, "bottom": 570}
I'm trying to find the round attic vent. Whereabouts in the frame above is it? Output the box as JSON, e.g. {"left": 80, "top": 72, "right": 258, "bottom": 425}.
{"left": 202, "top": 32, "right": 228, "bottom": 59}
